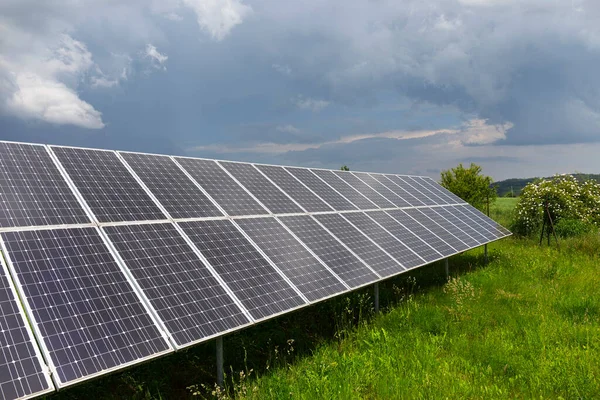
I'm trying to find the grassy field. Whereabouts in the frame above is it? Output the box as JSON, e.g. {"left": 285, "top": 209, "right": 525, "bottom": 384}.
{"left": 47, "top": 198, "right": 600, "bottom": 399}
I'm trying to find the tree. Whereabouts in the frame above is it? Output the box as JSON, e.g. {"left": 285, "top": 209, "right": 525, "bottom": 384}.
{"left": 440, "top": 163, "right": 496, "bottom": 211}
{"left": 340, "top": 165, "right": 350, "bottom": 171}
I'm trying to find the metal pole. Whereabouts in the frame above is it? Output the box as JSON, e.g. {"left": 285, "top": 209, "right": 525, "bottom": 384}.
{"left": 216, "top": 337, "right": 224, "bottom": 387}
{"left": 445, "top": 258, "right": 449, "bottom": 280}
{"left": 484, "top": 244, "right": 488, "bottom": 264}
{"left": 374, "top": 283, "right": 379, "bottom": 313}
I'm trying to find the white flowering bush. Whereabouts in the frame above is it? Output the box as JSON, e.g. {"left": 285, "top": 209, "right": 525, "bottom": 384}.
{"left": 512, "top": 175, "right": 600, "bottom": 236}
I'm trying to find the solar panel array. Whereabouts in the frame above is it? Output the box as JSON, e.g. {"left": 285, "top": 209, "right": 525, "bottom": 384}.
{"left": 0, "top": 140, "right": 510, "bottom": 399}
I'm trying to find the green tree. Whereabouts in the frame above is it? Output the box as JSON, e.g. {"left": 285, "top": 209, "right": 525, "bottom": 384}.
{"left": 440, "top": 163, "right": 496, "bottom": 211}
{"left": 340, "top": 165, "right": 350, "bottom": 171}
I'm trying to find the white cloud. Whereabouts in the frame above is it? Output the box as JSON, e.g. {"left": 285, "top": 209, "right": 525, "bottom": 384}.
{"left": 276, "top": 124, "right": 300, "bottom": 133}
{"left": 4, "top": 73, "right": 104, "bottom": 129}
{"left": 458, "top": 119, "right": 513, "bottom": 145}
{"left": 145, "top": 44, "right": 168, "bottom": 70}
{"left": 182, "top": 0, "right": 252, "bottom": 41}
{"left": 190, "top": 119, "right": 511, "bottom": 155}
{"left": 0, "top": 32, "right": 104, "bottom": 129}
{"left": 272, "top": 64, "right": 292, "bottom": 76}
{"left": 293, "top": 96, "right": 330, "bottom": 112}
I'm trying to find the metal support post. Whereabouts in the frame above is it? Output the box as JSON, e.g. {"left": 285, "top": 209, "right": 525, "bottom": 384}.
{"left": 445, "top": 258, "right": 449, "bottom": 280}
{"left": 216, "top": 337, "right": 224, "bottom": 387}
{"left": 484, "top": 244, "right": 488, "bottom": 264}
{"left": 374, "top": 283, "right": 379, "bottom": 313}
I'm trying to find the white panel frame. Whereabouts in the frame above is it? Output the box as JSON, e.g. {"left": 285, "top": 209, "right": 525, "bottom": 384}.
{"left": 0, "top": 252, "right": 56, "bottom": 399}
{"left": 0, "top": 226, "right": 175, "bottom": 390}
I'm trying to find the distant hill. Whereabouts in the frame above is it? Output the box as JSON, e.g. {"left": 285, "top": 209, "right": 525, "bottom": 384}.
{"left": 493, "top": 173, "right": 600, "bottom": 197}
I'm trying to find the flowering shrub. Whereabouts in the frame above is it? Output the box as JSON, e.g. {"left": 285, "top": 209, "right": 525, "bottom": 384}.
{"left": 512, "top": 175, "right": 600, "bottom": 236}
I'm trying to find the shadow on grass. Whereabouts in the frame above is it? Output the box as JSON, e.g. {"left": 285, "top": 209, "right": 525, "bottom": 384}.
{"left": 46, "top": 245, "right": 509, "bottom": 400}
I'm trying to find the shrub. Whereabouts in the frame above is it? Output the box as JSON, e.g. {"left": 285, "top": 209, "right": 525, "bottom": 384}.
{"left": 554, "top": 219, "right": 594, "bottom": 238}
{"left": 512, "top": 175, "right": 600, "bottom": 236}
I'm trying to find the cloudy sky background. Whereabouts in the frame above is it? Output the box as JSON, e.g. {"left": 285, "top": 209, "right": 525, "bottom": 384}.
{"left": 1, "top": 0, "right": 599, "bottom": 180}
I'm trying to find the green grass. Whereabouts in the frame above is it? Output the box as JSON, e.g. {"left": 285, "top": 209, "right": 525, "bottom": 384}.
{"left": 47, "top": 199, "right": 600, "bottom": 399}
{"left": 225, "top": 235, "right": 600, "bottom": 399}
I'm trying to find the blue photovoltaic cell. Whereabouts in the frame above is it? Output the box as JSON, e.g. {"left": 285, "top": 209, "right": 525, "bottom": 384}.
{"left": 448, "top": 206, "right": 499, "bottom": 241}
{"left": 219, "top": 162, "right": 303, "bottom": 214}
{"left": 313, "top": 213, "right": 403, "bottom": 277}
{"left": 236, "top": 217, "right": 346, "bottom": 301}
{"left": 402, "top": 208, "right": 467, "bottom": 252}
{"left": 458, "top": 205, "right": 511, "bottom": 236}
{"left": 103, "top": 223, "right": 251, "bottom": 347}
{"left": 175, "top": 158, "right": 268, "bottom": 217}
{"left": 417, "top": 208, "right": 478, "bottom": 249}
{"left": 422, "top": 177, "right": 466, "bottom": 204}
{"left": 375, "top": 210, "right": 453, "bottom": 258}
{"left": 0, "top": 227, "right": 171, "bottom": 387}
{"left": 385, "top": 175, "right": 435, "bottom": 206}
{"left": 341, "top": 212, "right": 425, "bottom": 270}
{"left": 285, "top": 167, "right": 357, "bottom": 211}
{"left": 332, "top": 171, "right": 394, "bottom": 208}
{"left": 119, "top": 152, "right": 223, "bottom": 219}
{"left": 255, "top": 165, "right": 333, "bottom": 213}
{"left": 415, "top": 177, "right": 459, "bottom": 204}
{"left": 429, "top": 207, "right": 488, "bottom": 245}
{"left": 51, "top": 147, "right": 167, "bottom": 223}
{"left": 351, "top": 172, "right": 411, "bottom": 208}
{"left": 0, "top": 257, "right": 54, "bottom": 400}
{"left": 372, "top": 174, "right": 424, "bottom": 206}
{"left": 401, "top": 176, "right": 447, "bottom": 205}
{"left": 279, "top": 215, "right": 379, "bottom": 288}
{"left": 0, "top": 142, "right": 90, "bottom": 228}
{"left": 311, "top": 169, "right": 376, "bottom": 210}
{"left": 178, "top": 219, "right": 305, "bottom": 320}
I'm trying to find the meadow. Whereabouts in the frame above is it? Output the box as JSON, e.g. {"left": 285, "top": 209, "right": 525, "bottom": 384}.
{"left": 49, "top": 198, "right": 600, "bottom": 399}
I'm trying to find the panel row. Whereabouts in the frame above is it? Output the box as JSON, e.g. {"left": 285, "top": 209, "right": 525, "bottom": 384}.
{"left": 0, "top": 203, "right": 509, "bottom": 397}
{"left": 0, "top": 141, "right": 468, "bottom": 228}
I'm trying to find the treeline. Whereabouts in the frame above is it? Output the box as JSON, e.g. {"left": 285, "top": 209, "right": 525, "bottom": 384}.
{"left": 494, "top": 173, "right": 600, "bottom": 197}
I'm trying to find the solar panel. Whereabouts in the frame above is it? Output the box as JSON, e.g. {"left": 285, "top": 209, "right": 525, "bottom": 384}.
{"left": 457, "top": 205, "right": 511, "bottom": 236}
{"left": 285, "top": 167, "right": 357, "bottom": 211}
{"left": 119, "top": 152, "right": 223, "bottom": 219}
{"left": 385, "top": 175, "right": 436, "bottom": 206}
{"left": 417, "top": 208, "right": 479, "bottom": 248}
{"left": 373, "top": 174, "right": 424, "bottom": 206}
{"left": 175, "top": 158, "right": 268, "bottom": 217}
{"left": 102, "top": 223, "right": 251, "bottom": 348}
{"left": 0, "top": 256, "right": 54, "bottom": 400}
{"left": 219, "top": 162, "right": 303, "bottom": 214}
{"left": 341, "top": 212, "right": 425, "bottom": 270}
{"left": 311, "top": 169, "right": 377, "bottom": 210}
{"left": 448, "top": 206, "right": 500, "bottom": 241}
{"left": 401, "top": 176, "right": 447, "bottom": 205}
{"left": 50, "top": 147, "right": 167, "bottom": 223}
{"left": 402, "top": 209, "right": 467, "bottom": 252}
{"left": 422, "top": 177, "right": 466, "bottom": 204}
{"left": 351, "top": 172, "right": 411, "bottom": 207}
{"left": 313, "top": 214, "right": 404, "bottom": 277}
{"left": 279, "top": 215, "right": 379, "bottom": 288}
{"left": 416, "top": 177, "right": 460, "bottom": 204}
{"left": 374, "top": 210, "right": 454, "bottom": 258}
{"left": 0, "top": 142, "right": 90, "bottom": 228}
{"left": 255, "top": 165, "right": 333, "bottom": 213}
{"left": 430, "top": 207, "right": 489, "bottom": 244}
{"left": 0, "top": 227, "right": 172, "bottom": 387}
{"left": 332, "top": 171, "right": 395, "bottom": 208}
{"left": 235, "top": 217, "right": 347, "bottom": 301}
{"left": 178, "top": 220, "right": 305, "bottom": 320}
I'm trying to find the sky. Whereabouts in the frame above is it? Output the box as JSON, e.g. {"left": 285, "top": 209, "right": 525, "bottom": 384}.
{"left": 1, "top": 0, "right": 599, "bottom": 181}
